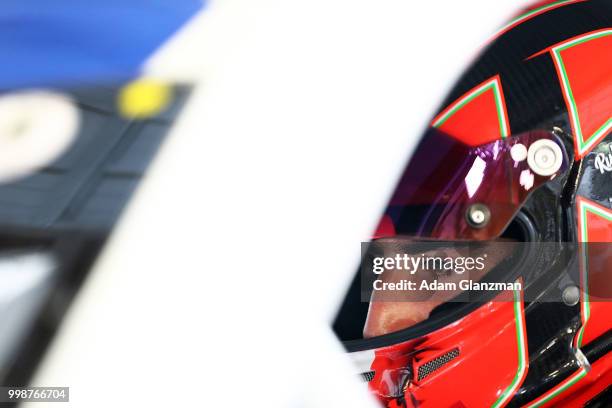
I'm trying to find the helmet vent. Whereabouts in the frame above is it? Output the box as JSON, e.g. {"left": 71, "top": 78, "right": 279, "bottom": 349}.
{"left": 360, "top": 370, "right": 375, "bottom": 382}
{"left": 417, "top": 348, "right": 460, "bottom": 381}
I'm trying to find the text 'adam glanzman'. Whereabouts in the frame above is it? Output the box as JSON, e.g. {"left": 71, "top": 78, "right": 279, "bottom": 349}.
{"left": 372, "top": 279, "right": 522, "bottom": 292}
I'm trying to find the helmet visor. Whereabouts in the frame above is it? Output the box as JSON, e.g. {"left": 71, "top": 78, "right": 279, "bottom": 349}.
{"left": 384, "top": 128, "right": 567, "bottom": 240}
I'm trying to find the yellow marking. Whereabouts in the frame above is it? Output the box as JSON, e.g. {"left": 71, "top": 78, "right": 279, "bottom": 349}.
{"left": 118, "top": 79, "right": 172, "bottom": 118}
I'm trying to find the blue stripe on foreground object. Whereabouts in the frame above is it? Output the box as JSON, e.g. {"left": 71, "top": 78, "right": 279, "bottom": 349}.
{"left": 0, "top": 0, "right": 204, "bottom": 90}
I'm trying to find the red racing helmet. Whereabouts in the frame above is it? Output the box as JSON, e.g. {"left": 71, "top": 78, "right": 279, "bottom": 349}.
{"left": 334, "top": 1, "right": 612, "bottom": 406}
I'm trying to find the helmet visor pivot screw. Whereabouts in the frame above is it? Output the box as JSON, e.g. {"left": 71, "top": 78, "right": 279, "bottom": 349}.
{"left": 466, "top": 203, "right": 490, "bottom": 228}
{"left": 527, "top": 139, "right": 563, "bottom": 176}
{"left": 562, "top": 285, "right": 580, "bottom": 306}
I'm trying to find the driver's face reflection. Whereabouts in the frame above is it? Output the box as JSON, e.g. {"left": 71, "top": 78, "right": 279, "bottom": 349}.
{"left": 363, "top": 238, "right": 516, "bottom": 338}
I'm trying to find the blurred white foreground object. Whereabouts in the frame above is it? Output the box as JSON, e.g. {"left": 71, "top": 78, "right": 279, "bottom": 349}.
{"left": 0, "top": 253, "right": 56, "bottom": 372}
{"left": 27, "top": 0, "right": 526, "bottom": 407}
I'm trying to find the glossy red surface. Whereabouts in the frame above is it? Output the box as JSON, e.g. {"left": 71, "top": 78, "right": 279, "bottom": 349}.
{"left": 368, "top": 288, "right": 527, "bottom": 407}
{"left": 431, "top": 76, "right": 509, "bottom": 147}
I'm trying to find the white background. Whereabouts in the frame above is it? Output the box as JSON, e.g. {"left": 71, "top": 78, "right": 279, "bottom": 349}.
{"left": 28, "top": 0, "right": 526, "bottom": 406}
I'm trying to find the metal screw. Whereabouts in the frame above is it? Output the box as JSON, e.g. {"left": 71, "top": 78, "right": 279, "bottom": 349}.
{"left": 466, "top": 204, "right": 490, "bottom": 228}
{"left": 562, "top": 285, "right": 580, "bottom": 306}
{"left": 527, "top": 139, "right": 563, "bottom": 176}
